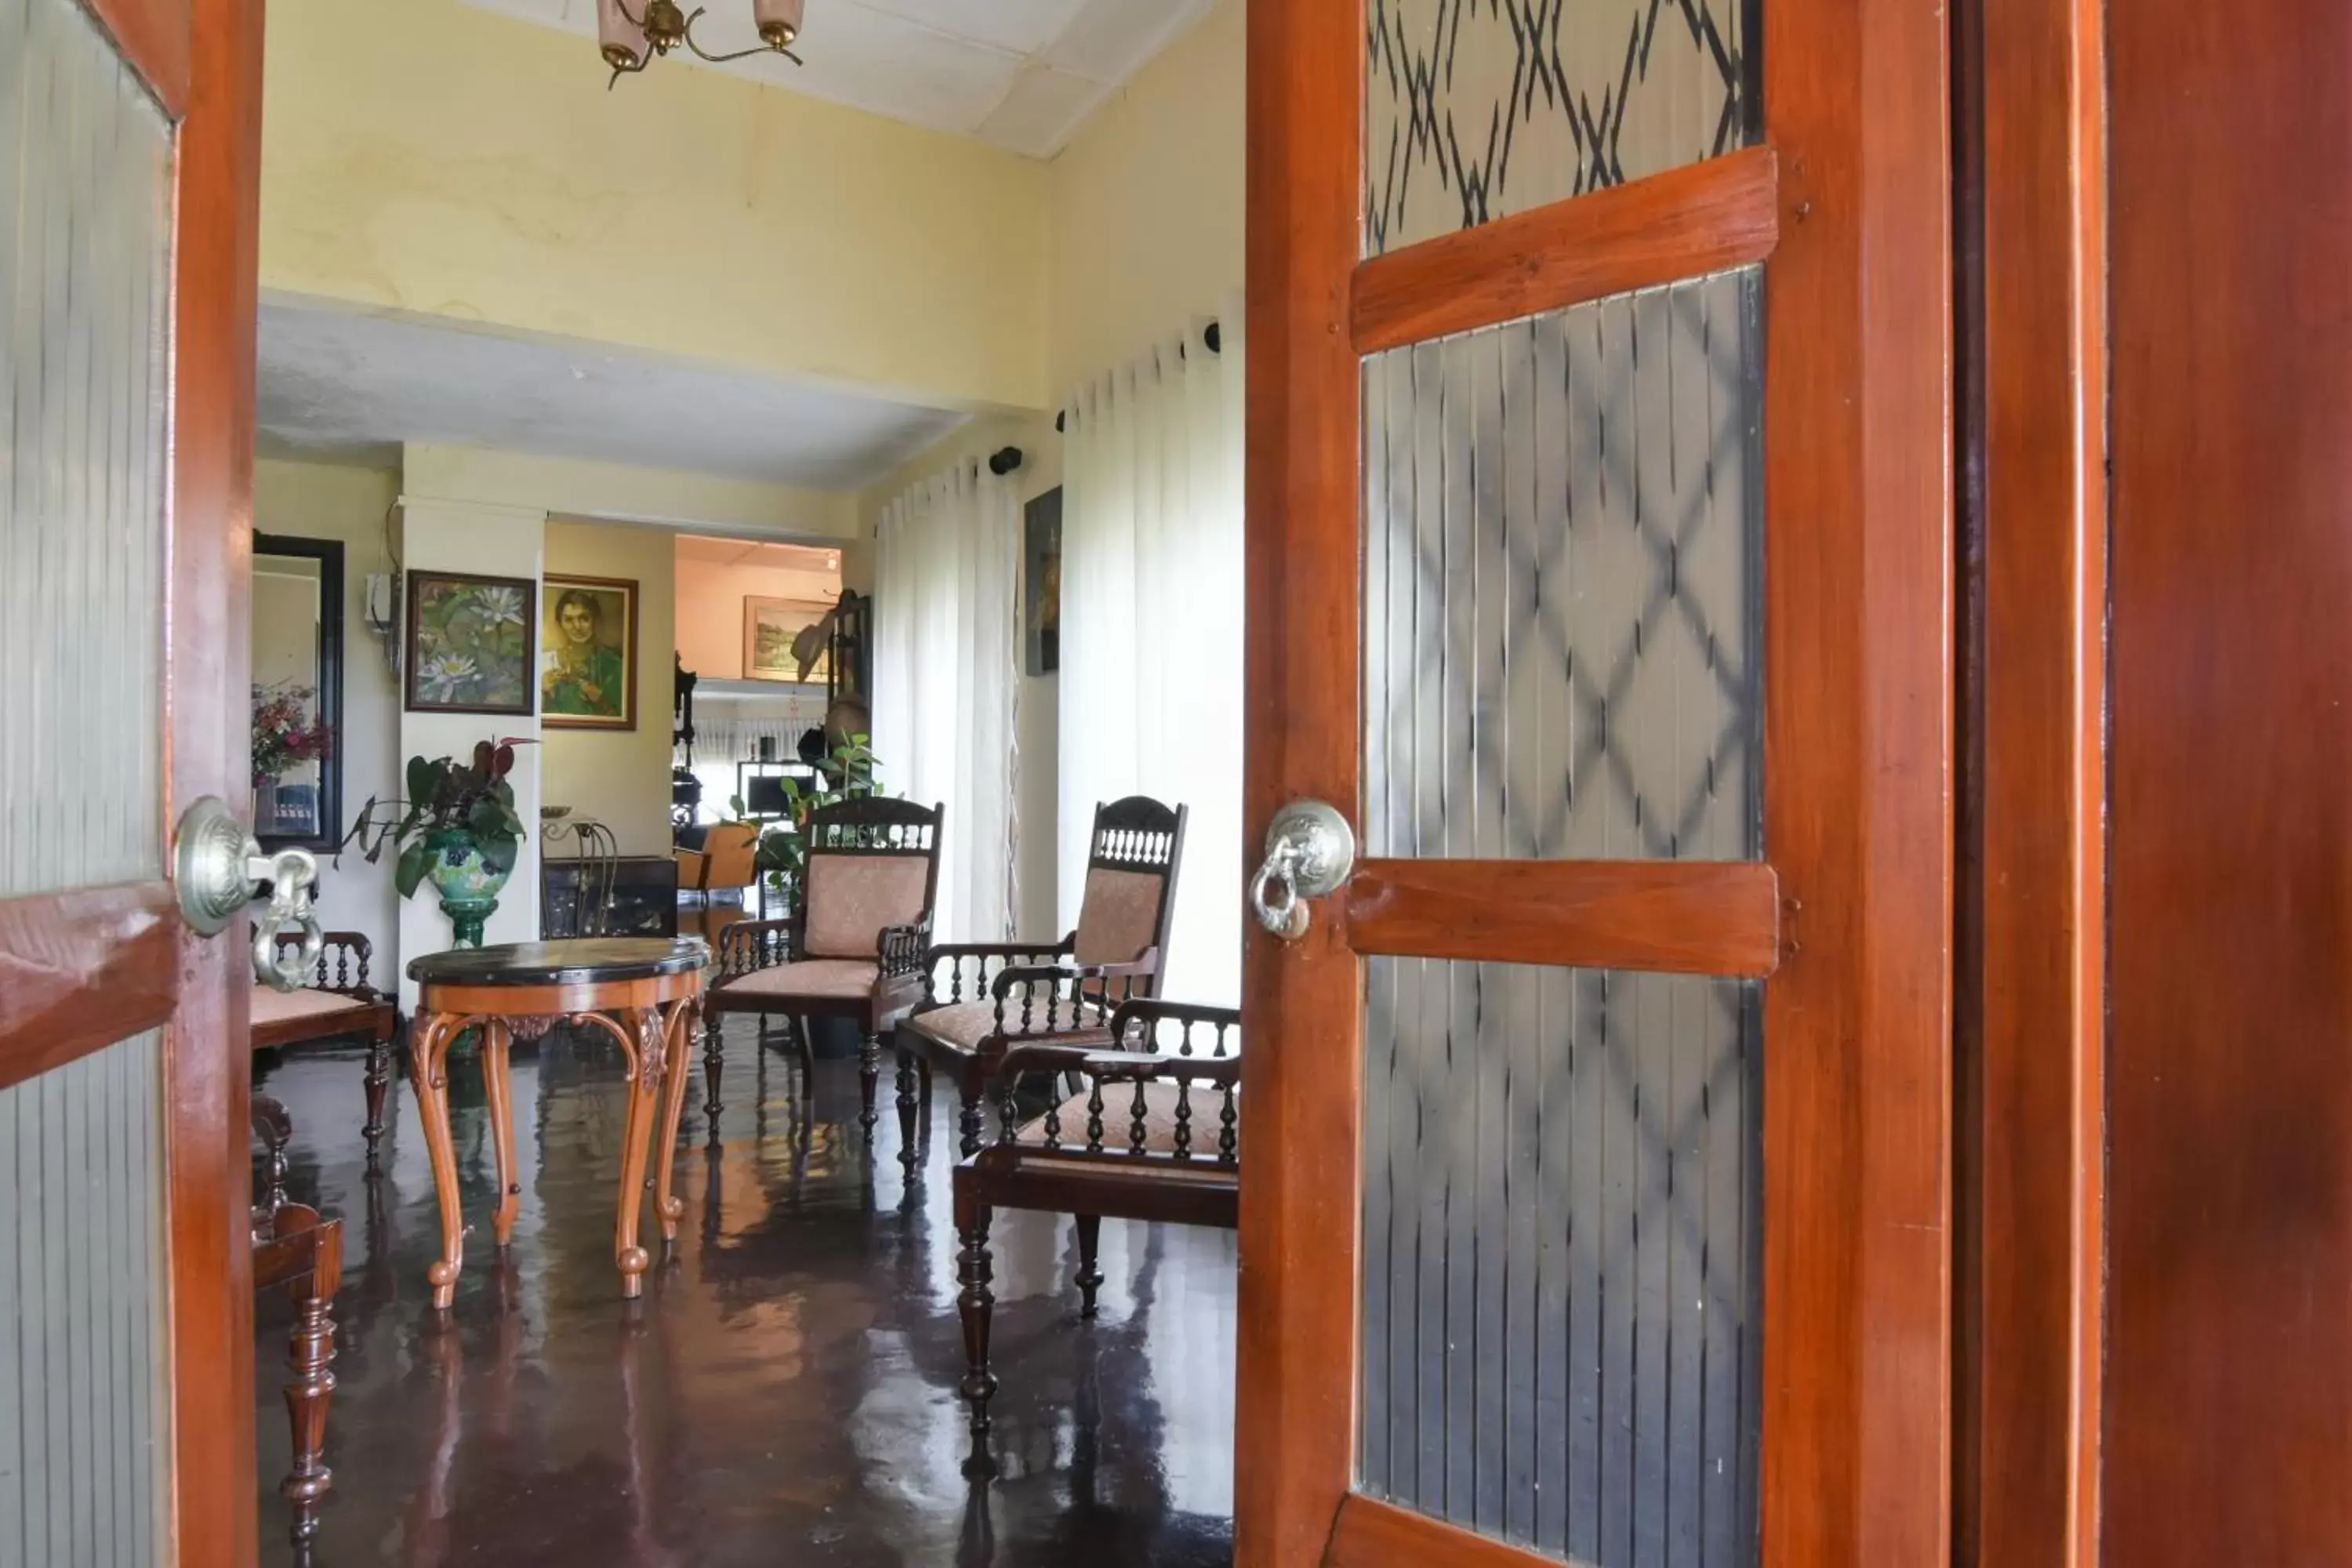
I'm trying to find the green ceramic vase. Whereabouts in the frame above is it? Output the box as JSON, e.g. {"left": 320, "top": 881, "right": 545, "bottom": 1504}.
{"left": 423, "top": 829, "right": 512, "bottom": 948}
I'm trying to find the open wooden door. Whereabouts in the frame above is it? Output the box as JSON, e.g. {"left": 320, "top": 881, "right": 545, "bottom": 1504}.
{"left": 0, "top": 0, "right": 270, "bottom": 1559}
{"left": 1240, "top": 2, "right": 1952, "bottom": 1564}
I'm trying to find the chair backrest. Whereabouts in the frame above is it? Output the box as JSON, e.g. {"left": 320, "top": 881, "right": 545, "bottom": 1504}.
{"left": 798, "top": 797, "right": 946, "bottom": 960}
{"left": 1071, "top": 797, "right": 1189, "bottom": 986}
{"left": 699, "top": 822, "right": 760, "bottom": 889}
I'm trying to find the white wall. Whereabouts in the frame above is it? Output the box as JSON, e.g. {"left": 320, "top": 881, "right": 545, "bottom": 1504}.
{"left": 255, "top": 458, "right": 404, "bottom": 978}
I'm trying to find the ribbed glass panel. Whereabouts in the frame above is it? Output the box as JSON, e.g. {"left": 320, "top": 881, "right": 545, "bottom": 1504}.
{"left": 1359, "top": 960, "right": 1760, "bottom": 1564}
{"left": 0, "top": 0, "right": 171, "bottom": 901}
{"left": 0, "top": 0, "right": 174, "bottom": 1561}
{"left": 1363, "top": 269, "right": 1763, "bottom": 863}
{"left": 0, "top": 1032, "right": 166, "bottom": 1568}
{"left": 1365, "top": 0, "right": 1761, "bottom": 256}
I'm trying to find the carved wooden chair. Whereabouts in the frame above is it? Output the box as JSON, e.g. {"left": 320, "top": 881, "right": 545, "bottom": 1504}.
{"left": 701, "top": 797, "right": 945, "bottom": 1138}
{"left": 950, "top": 997, "right": 1240, "bottom": 1454}
{"left": 899, "top": 797, "right": 1188, "bottom": 1167}
{"left": 252, "top": 929, "right": 402, "bottom": 1167}
{"left": 252, "top": 1094, "right": 343, "bottom": 1552}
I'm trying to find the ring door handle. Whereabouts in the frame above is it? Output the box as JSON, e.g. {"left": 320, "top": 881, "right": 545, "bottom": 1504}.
{"left": 1249, "top": 800, "right": 1357, "bottom": 942}
{"left": 172, "top": 795, "right": 324, "bottom": 991}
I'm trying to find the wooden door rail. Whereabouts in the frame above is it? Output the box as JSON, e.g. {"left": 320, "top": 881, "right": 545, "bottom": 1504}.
{"left": 1341, "top": 858, "right": 1782, "bottom": 978}
{"left": 1326, "top": 1495, "right": 1549, "bottom": 1568}
{"left": 1352, "top": 145, "right": 1780, "bottom": 354}
{"left": 0, "top": 880, "right": 181, "bottom": 1093}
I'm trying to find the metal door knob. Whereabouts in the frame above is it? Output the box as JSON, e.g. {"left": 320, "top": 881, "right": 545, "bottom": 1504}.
{"left": 1250, "top": 800, "right": 1356, "bottom": 942}
{"left": 172, "top": 795, "right": 323, "bottom": 992}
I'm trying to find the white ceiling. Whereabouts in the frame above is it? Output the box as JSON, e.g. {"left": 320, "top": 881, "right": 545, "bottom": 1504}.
{"left": 464, "top": 0, "right": 1216, "bottom": 158}
{"left": 256, "top": 299, "right": 969, "bottom": 491}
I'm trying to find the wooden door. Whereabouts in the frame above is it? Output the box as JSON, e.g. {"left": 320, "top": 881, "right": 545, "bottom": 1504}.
{"left": 0, "top": 0, "right": 266, "bottom": 1560}
{"left": 1239, "top": 2, "right": 1953, "bottom": 1565}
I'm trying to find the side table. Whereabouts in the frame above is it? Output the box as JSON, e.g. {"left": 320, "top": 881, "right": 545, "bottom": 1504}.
{"left": 405, "top": 938, "right": 708, "bottom": 1308}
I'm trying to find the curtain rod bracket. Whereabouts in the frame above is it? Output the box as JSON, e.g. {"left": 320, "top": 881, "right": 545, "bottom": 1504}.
{"left": 988, "top": 446, "right": 1025, "bottom": 477}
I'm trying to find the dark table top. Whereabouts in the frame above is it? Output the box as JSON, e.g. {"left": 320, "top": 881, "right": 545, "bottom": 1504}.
{"left": 408, "top": 938, "right": 709, "bottom": 987}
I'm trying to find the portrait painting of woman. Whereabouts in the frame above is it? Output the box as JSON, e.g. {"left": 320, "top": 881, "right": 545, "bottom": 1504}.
{"left": 541, "top": 575, "right": 638, "bottom": 730}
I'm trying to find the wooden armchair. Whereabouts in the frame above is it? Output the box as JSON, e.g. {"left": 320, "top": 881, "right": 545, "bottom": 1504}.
{"left": 951, "top": 998, "right": 1240, "bottom": 1456}
{"left": 676, "top": 820, "right": 759, "bottom": 902}
{"left": 899, "top": 797, "right": 1188, "bottom": 1165}
{"left": 252, "top": 1095, "right": 343, "bottom": 1552}
{"left": 701, "top": 797, "right": 945, "bottom": 1138}
{"left": 252, "top": 929, "right": 401, "bottom": 1167}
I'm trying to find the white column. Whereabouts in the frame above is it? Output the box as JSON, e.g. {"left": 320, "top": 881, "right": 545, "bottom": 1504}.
{"left": 394, "top": 484, "right": 547, "bottom": 1011}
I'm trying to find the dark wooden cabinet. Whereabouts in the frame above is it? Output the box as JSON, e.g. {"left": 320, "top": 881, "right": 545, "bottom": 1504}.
{"left": 542, "top": 856, "right": 679, "bottom": 940}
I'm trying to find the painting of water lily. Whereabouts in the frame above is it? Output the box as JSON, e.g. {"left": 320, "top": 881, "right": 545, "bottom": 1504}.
{"left": 405, "top": 571, "right": 536, "bottom": 716}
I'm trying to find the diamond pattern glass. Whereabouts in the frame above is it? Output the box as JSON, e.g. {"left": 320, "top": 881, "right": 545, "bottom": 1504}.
{"left": 1359, "top": 959, "right": 1762, "bottom": 1563}
{"left": 1366, "top": 0, "right": 1761, "bottom": 256}
{"left": 1362, "top": 268, "right": 1764, "bottom": 864}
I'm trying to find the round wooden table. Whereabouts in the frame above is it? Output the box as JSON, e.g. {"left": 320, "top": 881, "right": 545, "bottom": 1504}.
{"left": 405, "top": 938, "right": 708, "bottom": 1308}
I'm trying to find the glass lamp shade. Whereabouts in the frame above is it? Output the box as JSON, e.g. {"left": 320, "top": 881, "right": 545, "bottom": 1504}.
{"left": 753, "top": 0, "right": 804, "bottom": 46}
{"left": 597, "top": 0, "right": 647, "bottom": 67}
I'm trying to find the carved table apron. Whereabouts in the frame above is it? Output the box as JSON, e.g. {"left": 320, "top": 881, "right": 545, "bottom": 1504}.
{"left": 406, "top": 939, "right": 708, "bottom": 1308}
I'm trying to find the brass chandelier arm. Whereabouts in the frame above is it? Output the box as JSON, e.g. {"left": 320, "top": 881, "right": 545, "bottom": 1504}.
{"left": 681, "top": 7, "right": 803, "bottom": 65}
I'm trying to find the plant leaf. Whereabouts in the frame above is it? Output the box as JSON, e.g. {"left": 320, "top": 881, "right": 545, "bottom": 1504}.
{"left": 394, "top": 840, "right": 432, "bottom": 900}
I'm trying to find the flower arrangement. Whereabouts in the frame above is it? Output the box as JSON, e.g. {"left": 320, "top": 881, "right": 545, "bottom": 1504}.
{"left": 252, "top": 682, "right": 331, "bottom": 789}
{"left": 343, "top": 738, "right": 536, "bottom": 900}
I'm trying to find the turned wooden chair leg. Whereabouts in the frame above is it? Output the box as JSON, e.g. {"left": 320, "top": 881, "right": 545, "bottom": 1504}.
{"left": 282, "top": 1219, "right": 343, "bottom": 1549}
{"left": 858, "top": 1032, "right": 882, "bottom": 1136}
{"left": 361, "top": 1026, "right": 393, "bottom": 1168}
{"left": 1074, "top": 1214, "right": 1105, "bottom": 1319}
{"left": 794, "top": 1015, "right": 818, "bottom": 1095}
{"left": 895, "top": 1051, "right": 921, "bottom": 1177}
{"left": 955, "top": 1187, "right": 997, "bottom": 1455}
{"left": 702, "top": 1008, "right": 725, "bottom": 1131}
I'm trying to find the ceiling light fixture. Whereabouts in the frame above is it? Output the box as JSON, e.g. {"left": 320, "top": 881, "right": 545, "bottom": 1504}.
{"left": 598, "top": 0, "right": 804, "bottom": 89}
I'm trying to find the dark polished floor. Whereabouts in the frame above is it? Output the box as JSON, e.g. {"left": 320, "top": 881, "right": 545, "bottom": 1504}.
{"left": 252, "top": 1017, "right": 1236, "bottom": 1566}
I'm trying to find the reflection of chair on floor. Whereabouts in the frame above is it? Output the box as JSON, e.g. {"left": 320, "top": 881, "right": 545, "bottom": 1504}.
{"left": 251, "top": 1095, "right": 343, "bottom": 1554}
{"left": 701, "top": 797, "right": 944, "bottom": 1138}
{"left": 951, "top": 998, "right": 1240, "bottom": 1456}
{"left": 900, "top": 797, "right": 1188, "bottom": 1165}
{"left": 252, "top": 929, "right": 401, "bottom": 1167}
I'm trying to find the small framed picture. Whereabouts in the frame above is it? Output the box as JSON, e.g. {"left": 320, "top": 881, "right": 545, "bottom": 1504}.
{"left": 744, "top": 596, "right": 834, "bottom": 684}
{"left": 541, "top": 574, "right": 639, "bottom": 731}
{"left": 405, "top": 570, "right": 536, "bottom": 716}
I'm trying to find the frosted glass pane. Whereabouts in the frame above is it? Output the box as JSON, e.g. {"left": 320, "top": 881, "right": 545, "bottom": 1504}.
{"left": 1362, "top": 269, "right": 1763, "bottom": 863}
{"left": 0, "top": 0, "right": 175, "bottom": 1561}
{"left": 1359, "top": 960, "right": 1760, "bottom": 1564}
{"left": 1366, "top": 0, "right": 1761, "bottom": 256}
{"left": 0, "top": 0, "right": 171, "bottom": 900}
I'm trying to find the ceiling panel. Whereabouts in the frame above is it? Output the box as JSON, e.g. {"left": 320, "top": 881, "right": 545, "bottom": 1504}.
{"left": 459, "top": 0, "right": 1217, "bottom": 155}
{"left": 257, "top": 299, "right": 969, "bottom": 492}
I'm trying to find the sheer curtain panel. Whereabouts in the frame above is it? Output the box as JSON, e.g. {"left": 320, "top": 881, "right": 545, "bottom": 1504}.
{"left": 1059, "top": 303, "right": 1247, "bottom": 1004}
{"left": 874, "top": 460, "right": 1021, "bottom": 945}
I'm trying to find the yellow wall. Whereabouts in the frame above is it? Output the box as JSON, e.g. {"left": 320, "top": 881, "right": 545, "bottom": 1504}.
{"left": 262, "top": 0, "right": 1054, "bottom": 412}
{"left": 254, "top": 457, "right": 405, "bottom": 968}
{"left": 542, "top": 519, "right": 678, "bottom": 857}
{"left": 1045, "top": 0, "right": 1246, "bottom": 394}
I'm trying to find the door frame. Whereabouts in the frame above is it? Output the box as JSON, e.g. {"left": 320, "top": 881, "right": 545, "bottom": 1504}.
{"left": 1237, "top": 0, "right": 1955, "bottom": 1562}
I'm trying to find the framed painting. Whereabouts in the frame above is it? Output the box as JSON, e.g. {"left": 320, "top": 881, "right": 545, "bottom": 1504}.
{"left": 405, "top": 569, "right": 536, "bottom": 716}
{"left": 1025, "top": 487, "right": 1062, "bottom": 676}
{"left": 744, "top": 596, "right": 833, "bottom": 684}
{"left": 542, "top": 573, "right": 639, "bottom": 731}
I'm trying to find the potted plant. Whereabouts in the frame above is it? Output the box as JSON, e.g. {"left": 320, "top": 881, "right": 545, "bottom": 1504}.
{"left": 344, "top": 738, "right": 535, "bottom": 948}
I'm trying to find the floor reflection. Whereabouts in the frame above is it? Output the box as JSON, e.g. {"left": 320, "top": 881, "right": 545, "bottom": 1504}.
{"left": 253, "top": 1018, "right": 1236, "bottom": 1567}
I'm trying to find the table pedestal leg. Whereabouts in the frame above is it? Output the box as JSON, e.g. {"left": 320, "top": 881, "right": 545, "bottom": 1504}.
{"left": 409, "top": 1014, "right": 470, "bottom": 1310}
{"left": 614, "top": 1007, "right": 662, "bottom": 1298}
{"left": 653, "top": 999, "right": 696, "bottom": 1243}
{"left": 481, "top": 1018, "right": 521, "bottom": 1248}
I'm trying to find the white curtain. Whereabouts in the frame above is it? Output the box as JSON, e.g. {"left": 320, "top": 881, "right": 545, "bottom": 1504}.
{"left": 873, "top": 460, "right": 1021, "bottom": 945}
{"left": 1059, "top": 301, "right": 1247, "bottom": 1005}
